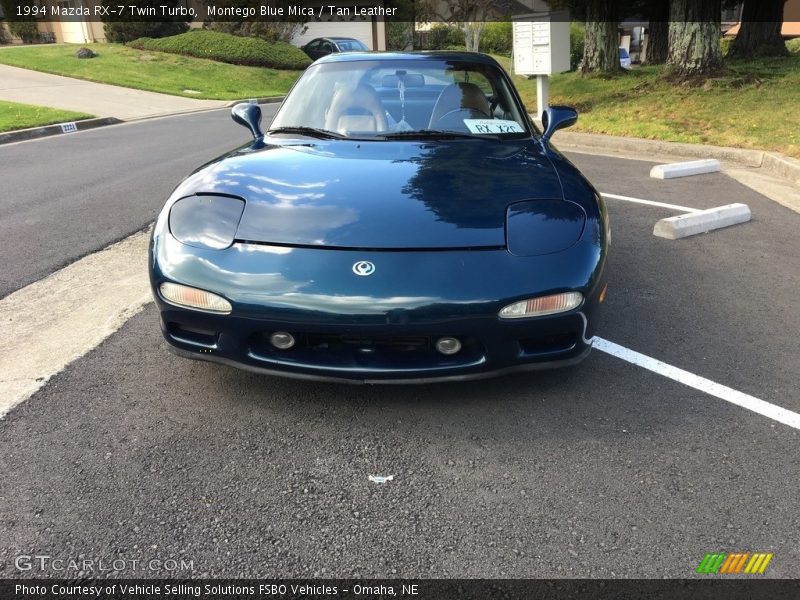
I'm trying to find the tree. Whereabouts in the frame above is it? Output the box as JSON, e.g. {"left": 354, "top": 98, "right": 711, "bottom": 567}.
{"left": 580, "top": 0, "right": 620, "bottom": 74}
{"left": 642, "top": 0, "right": 669, "bottom": 64}
{"left": 667, "top": 0, "right": 723, "bottom": 77}
{"left": 415, "top": 0, "right": 501, "bottom": 52}
{"left": 727, "top": 0, "right": 788, "bottom": 58}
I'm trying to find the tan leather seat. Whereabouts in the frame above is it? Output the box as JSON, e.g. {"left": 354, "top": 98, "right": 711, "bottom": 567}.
{"left": 428, "top": 82, "right": 491, "bottom": 128}
{"left": 325, "top": 84, "right": 388, "bottom": 134}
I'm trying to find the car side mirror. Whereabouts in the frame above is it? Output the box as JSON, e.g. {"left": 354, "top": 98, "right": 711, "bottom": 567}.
{"left": 232, "top": 102, "right": 263, "bottom": 141}
{"left": 541, "top": 105, "right": 578, "bottom": 143}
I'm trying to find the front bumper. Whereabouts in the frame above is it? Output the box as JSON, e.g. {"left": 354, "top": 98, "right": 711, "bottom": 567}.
{"left": 150, "top": 234, "right": 606, "bottom": 383}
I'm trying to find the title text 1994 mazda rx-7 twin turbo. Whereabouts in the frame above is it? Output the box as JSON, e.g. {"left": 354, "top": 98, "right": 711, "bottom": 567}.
{"left": 149, "top": 52, "right": 609, "bottom": 383}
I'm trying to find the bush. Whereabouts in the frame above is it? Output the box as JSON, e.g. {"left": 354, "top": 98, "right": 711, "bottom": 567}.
{"left": 787, "top": 38, "right": 800, "bottom": 54}
{"left": 720, "top": 36, "right": 732, "bottom": 57}
{"left": 101, "top": 0, "right": 189, "bottom": 43}
{"left": 129, "top": 30, "right": 311, "bottom": 70}
{"left": 205, "top": 21, "right": 306, "bottom": 44}
{"left": 481, "top": 22, "right": 512, "bottom": 56}
{"left": 0, "top": 0, "right": 39, "bottom": 43}
{"left": 418, "top": 24, "right": 463, "bottom": 50}
{"left": 387, "top": 21, "right": 414, "bottom": 51}
{"left": 569, "top": 22, "right": 585, "bottom": 71}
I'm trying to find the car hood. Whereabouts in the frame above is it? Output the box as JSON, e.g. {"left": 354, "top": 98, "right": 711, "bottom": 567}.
{"left": 176, "top": 138, "right": 564, "bottom": 249}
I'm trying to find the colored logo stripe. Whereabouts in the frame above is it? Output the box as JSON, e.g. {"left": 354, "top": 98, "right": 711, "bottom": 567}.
{"left": 697, "top": 552, "right": 773, "bottom": 574}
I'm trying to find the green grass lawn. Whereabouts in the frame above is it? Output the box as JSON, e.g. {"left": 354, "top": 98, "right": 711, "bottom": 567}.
{"left": 498, "top": 53, "right": 800, "bottom": 159}
{"left": 0, "top": 100, "right": 92, "bottom": 133}
{"left": 0, "top": 43, "right": 302, "bottom": 100}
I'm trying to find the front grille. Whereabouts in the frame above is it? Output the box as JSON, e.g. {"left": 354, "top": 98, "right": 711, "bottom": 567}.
{"left": 248, "top": 331, "right": 484, "bottom": 371}
{"left": 304, "top": 334, "right": 431, "bottom": 353}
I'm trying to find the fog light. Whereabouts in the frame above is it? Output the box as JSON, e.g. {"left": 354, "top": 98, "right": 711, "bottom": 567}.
{"left": 499, "top": 292, "right": 583, "bottom": 319}
{"left": 159, "top": 282, "right": 232, "bottom": 314}
{"left": 270, "top": 331, "right": 296, "bottom": 350}
{"left": 435, "top": 337, "right": 462, "bottom": 355}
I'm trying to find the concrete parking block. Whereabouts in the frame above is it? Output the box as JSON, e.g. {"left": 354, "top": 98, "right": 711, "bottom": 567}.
{"left": 650, "top": 159, "right": 721, "bottom": 179}
{"left": 653, "top": 203, "right": 751, "bottom": 239}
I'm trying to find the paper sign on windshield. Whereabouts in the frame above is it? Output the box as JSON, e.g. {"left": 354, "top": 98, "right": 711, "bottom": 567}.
{"left": 464, "top": 119, "right": 524, "bottom": 134}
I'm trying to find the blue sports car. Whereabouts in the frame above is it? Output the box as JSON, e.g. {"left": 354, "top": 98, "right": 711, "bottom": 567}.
{"left": 149, "top": 52, "right": 609, "bottom": 383}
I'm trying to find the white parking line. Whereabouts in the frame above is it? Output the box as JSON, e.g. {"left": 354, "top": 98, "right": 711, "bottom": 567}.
{"left": 594, "top": 337, "right": 800, "bottom": 431}
{"left": 601, "top": 192, "right": 701, "bottom": 213}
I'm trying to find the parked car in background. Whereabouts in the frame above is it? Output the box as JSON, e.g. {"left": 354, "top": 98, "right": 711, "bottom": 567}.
{"left": 619, "top": 47, "right": 631, "bottom": 69}
{"left": 302, "top": 37, "right": 370, "bottom": 60}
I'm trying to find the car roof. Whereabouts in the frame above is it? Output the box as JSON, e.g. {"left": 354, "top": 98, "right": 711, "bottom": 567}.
{"left": 315, "top": 51, "right": 502, "bottom": 67}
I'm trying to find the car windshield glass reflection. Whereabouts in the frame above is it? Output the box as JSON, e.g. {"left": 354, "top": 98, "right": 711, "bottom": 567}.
{"left": 269, "top": 59, "right": 530, "bottom": 141}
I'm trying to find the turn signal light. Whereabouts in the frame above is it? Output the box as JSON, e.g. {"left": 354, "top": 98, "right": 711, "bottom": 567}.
{"left": 159, "top": 282, "right": 232, "bottom": 314}
{"left": 499, "top": 292, "right": 583, "bottom": 319}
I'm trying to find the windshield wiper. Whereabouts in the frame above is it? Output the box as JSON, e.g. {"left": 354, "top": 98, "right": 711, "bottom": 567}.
{"left": 267, "top": 126, "right": 346, "bottom": 139}
{"left": 380, "top": 130, "right": 489, "bottom": 140}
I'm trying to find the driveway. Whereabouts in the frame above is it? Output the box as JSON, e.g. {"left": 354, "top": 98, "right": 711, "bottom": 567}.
{"left": 0, "top": 64, "right": 228, "bottom": 120}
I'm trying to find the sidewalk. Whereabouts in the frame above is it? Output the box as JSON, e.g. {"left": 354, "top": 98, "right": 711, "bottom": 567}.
{"left": 0, "top": 64, "right": 228, "bottom": 120}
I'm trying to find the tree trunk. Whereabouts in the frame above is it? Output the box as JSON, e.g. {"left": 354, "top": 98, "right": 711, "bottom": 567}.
{"left": 645, "top": 21, "right": 669, "bottom": 64}
{"left": 462, "top": 22, "right": 485, "bottom": 52}
{"left": 667, "top": 0, "right": 723, "bottom": 77}
{"left": 728, "top": 0, "right": 787, "bottom": 58}
{"left": 644, "top": 0, "right": 670, "bottom": 64}
{"left": 581, "top": 0, "right": 620, "bottom": 74}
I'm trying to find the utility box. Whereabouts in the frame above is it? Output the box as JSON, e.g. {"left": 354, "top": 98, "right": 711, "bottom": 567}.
{"left": 512, "top": 12, "right": 571, "bottom": 76}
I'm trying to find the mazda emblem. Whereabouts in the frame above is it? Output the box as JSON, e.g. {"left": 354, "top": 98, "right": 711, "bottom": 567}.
{"left": 352, "top": 261, "right": 375, "bottom": 276}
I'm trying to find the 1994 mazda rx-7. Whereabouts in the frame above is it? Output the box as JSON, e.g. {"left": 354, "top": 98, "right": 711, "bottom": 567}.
{"left": 149, "top": 52, "right": 609, "bottom": 383}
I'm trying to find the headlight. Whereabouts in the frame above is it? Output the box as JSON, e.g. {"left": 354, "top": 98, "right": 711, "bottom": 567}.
{"left": 159, "top": 282, "right": 232, "bottom": 314}
{"left": 506, "top": 200, "right": 586, "bottom": 256}
{"left": 499, "top": 292, "right": 583, "bottom": 318}
{"left": 169, "top": 195, "right": 245, "bottom": 250}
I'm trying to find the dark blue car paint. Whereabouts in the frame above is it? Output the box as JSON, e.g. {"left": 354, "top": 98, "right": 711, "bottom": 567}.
{"left": 149, "top": 52, "right": 608, "bottom": 382}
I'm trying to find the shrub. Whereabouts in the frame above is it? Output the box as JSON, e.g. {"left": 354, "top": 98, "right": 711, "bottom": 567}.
{"left": 387, "top": 21, "right": 414, "bottom": 51}
{"left": 101, "top": 0, "right": 189, "bottom": 43}
{"left": 481, "top": 22, "right": 512, "bottom": 56}
{"left": 205, "top": 21, "right": 306, "bottom": 44}
{"left": 0, "top": 0, "right": 38, "bottom": 43}
{"left": 720, "top": 36, "right": 732, "bottom": 57}
{"left": 129, "top": 29, "right": 311, "bottom": 70}
{"left": 787, "top": 38, "right": 800, "bottom": 54}
{"left": 418, "top": 24, "right": 463, "bottom": 50}
{"left": 569, "top": 22, "right": 585, "bottom": 71}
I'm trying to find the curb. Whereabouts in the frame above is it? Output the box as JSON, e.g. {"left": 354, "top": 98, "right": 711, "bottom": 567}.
{"left": 227, "top": 96, "right": 286, "bottom": 107}
{"left": 762, "top": 152, "right": 800, "bottom": 186}
{"left": 552, "top": 130, "right": 765, "bottom": 168}
{"left": 0, "top": 117, "right": 122, "bottom": 145}
{"left": 0, "top": 97, "right": 286, "bottom": 146}
{"left": 548, "top": 129, "right": 800, "bottom": 187}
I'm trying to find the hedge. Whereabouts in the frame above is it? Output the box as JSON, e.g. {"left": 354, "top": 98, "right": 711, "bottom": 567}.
{"left": 129, "top": 29, "right": 311, "bottom": 70}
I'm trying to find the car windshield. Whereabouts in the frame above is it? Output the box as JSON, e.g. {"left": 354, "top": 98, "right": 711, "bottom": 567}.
{"left": 269, "top": 58, "right": 531, "bottom": 140}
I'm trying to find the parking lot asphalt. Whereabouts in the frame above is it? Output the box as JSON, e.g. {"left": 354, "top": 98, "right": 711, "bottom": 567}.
{"left": 0, "top": 107, "right": 273, "bottom": 298}
{"left": 1, "top": 111, "right": 799, "bottom": 579}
